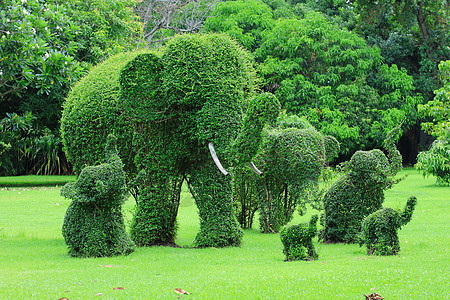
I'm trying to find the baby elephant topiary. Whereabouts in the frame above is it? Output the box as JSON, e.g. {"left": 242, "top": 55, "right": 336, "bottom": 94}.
{"left": 359, "top": 196, "right": 417, "bottom": 255}
{"left": 280, "top": 215, "right": 319, "bottom": 261}
{"left": 61, "top": 135, "right": 134, "bottom": 257}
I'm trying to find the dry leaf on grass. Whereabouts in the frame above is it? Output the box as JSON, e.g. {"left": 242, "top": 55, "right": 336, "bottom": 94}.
{"left": 364, "top": 293, "right": 385, "bottom": 300}
{"left": 58, "top": 298, "right": 69, "bottom": 300}
{"left": 113, "top": 287, "right": 126, "bottom": 290}
{"left": 175, "top": 288, "right": 190, "bottom": 295}
{"left": 95, "top": 293, "right": 103, "bottom": 296}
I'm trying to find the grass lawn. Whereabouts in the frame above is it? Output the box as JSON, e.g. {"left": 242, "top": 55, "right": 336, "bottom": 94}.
{"left": 0, "top": 168, "right": 448, "bottom": 299}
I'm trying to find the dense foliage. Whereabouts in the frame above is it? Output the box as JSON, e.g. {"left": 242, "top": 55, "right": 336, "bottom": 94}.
{"left": 61, "top": 135, "right": 134, "bottom": 257}
{"left": 203, "top": 3, "right": 421, "bottom": 156}
{"left": 355, "top": 0, "right": 450, "bottom": 102}
{"left": 359, "top": 196, "right": 417, "bottom": 255}
{"left": 416, "top": 60, "right": 450, "bottom": 185}
{"left": 280, "top": 214, "right": 319, "bottom": 261}
{"left": 0, "top": 0, "right": 142, "bottom": 176}
{"left": 0, "top": 112, "right": 69, "bottom": 176}
{"left": 419, "top": 60, "right": 450, "bottom": 138}
{"left": 415, "top": 128, "right": 450, "bottom": 185}
{"left": 0, "top": 0, "right": 142, "bottom": 130}
{"left": 321, "top": 127, "right": 403, "bottom": 243}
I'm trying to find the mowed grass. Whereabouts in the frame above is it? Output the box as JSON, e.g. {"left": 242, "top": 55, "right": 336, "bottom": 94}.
{"left": 0, "top": 168, "right": 448, "bottom": 299}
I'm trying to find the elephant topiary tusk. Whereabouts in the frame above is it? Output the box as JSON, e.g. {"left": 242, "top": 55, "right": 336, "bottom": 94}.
{"left": 208, "top": 143, "right": 229, "bottom": 176}
{"left": 249, "top": 161, "right": 263, "bottom": 175}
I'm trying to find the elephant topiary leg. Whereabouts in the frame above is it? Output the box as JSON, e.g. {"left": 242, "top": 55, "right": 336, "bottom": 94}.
{"left": 130, "top": 175, "right": 183, "bottom": 246}
{"left": 188, "top": 162, "right": 243, "bottom": 248}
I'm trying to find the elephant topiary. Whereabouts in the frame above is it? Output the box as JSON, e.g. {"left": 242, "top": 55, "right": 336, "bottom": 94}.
{"left": 359, "top": 196, "right": 417, "bottom": 255}
{"left": 122, "top": 34, "right": 280, "bottom": 247}
{"left": 280, "top": 215, "right": 319, "bottom": 261}
{"left": 61, "top": 34, "right": 280, "bottom": 248}
{"left": 233, "top": 114, "right": 339, "bottom": 233}
{"left": 61, "top": 135, "right": 134, "bottom": 257}
{"left": 320, "top": 126, "right": 403, "bottom": 243}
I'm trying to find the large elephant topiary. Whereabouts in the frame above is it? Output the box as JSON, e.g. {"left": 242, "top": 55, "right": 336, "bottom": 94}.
{"left": 61, "top": 33, "right": 280, "bottom": 248}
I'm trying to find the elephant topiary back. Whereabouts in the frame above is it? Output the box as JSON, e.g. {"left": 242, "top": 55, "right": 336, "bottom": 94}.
{"left": 61, "top": 51, "right": 145, "bottom": 178}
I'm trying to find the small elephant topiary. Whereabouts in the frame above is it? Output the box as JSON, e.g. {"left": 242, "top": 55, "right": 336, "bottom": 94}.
{"left": 359, "top": 196, "right": 417, "bottom": 255}
{"left": 61, "top": 135, "right": 134, "bottom": 257}
{"left": 280, "top": 215, "right": 319, "bottom": 261}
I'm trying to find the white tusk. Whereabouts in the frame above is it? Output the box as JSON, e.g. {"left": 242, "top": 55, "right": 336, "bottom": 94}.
{"left": 249, "top": 161, "right": 263, "bottom": 175}
{"left": 208, "top": 143, "right": 229, "bottom": 176}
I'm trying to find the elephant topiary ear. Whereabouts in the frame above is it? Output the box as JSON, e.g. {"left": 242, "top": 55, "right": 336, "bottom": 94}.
{"left": 120, "top": 52, "right": 164, "bottom": 122}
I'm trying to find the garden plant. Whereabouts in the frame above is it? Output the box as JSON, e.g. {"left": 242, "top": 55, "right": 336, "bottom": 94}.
{"left": 60, "top": 135, "right": 134, "bottom": 257}
{"left": 234, "top": 114, "right": 339, "bottom": 233}
{"left": 358, "top": 196, "right": 417, "bottom": 255}
{"left": 280, "top": 214, "right": 319, "bottom": 261}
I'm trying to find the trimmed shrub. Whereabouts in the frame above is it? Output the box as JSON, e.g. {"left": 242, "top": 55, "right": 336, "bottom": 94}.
{"left": 255, "top": 126, "right": 327, "bottom": 233}
{"left": 280, "top": 215, "right": 319, "bottom": 261}
{"left": 233, "top": 114, "right": 339, "bottom": 232}
{"left": 359, "top": 196, "right": 417, "bottom": 255}
{"left": 61, "top": 135, "right": 134, "bottom": 257}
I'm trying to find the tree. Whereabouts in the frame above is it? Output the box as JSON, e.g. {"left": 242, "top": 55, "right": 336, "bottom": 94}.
{"left": 0, "top": 0, "right": 82, "bottom": 102}
{"left": 354, "top": 0, "right": 450, "bottom": 101}
{"left": 255, "top": 12, "right": 421, "bottom": 155}
{"left": 419, "top": 60, "right": 450, "bottom": 137}
{"left": 0, "top": 0, "right": 142, "bottom": 130}
{"left": 416, "top": 60, "right": 450, "bottom": 185}
{"left": 135, "top": 0, "right": 218, "bottom": 46}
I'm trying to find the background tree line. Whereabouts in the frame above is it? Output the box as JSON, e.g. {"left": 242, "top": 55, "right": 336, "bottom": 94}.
{"left": 0, "top": 0, "right": 448, "bottom": 176}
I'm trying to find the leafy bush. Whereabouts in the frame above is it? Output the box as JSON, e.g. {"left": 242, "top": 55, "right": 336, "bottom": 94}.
{"left": 61, "top": 135, "right": 134, "bottom": 257}
{"left": 280, "top": 214, "right": 319, "bottom": 261}
{"left": 415, "top": 128, "right": 450, "bottom": 185}
{"left": 359, "top": 196, "right": 417, "bottom": 255}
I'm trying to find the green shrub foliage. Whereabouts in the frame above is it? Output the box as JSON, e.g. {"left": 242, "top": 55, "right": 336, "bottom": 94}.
{"left": 359, "top": 196, "right": 417, "bottom": 255}
{"left": 119, "top": 33, "right": 280, "bottom": 247}
{"left": 61, "top": 135, "right": 134, "bottom": 257}
{"left": 280, "top": 215, "right": 319, "bottom": 261}
{"left": 415, "top": 127, "right": 450, "bottom": 185}
{"left": 321, "top": 127, "right": 402, "bottom": 243}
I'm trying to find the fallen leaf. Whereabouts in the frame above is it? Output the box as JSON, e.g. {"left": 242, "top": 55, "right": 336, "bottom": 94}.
{"left": 95, "top": 293, "right": 103, "bottom": 296}
{"left": 175, "top": 288, "right": 190, "bottom": 295}
{"left": 58, "top": 298, "right": 69, "bottom": 300}
{"left": 113, "top": 287, "right": 125, "bottom": 290}
{"left": 98, "top": 264, "right": 113, "bottom": 267}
